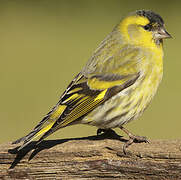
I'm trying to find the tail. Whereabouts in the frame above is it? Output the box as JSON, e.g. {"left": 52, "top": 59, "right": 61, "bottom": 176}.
{"left": 12, "top": 104, "right": 66, "bottom": 151}
{"left": 12, "top": 116, "right": 55, "bottom": 150}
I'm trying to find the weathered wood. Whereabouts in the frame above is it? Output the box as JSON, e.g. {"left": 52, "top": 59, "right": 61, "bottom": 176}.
{"left": 0, "top": 133, "right": 181, "bottom": 179}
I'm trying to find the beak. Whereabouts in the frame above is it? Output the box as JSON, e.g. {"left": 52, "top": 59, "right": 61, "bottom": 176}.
{"left": 155, "top": 27, "right": 172, "bottom": 40}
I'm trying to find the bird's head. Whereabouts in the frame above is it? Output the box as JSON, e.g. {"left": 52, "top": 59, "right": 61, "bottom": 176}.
{"left": 119, "top": 10, "right": 171, "bottom": 48}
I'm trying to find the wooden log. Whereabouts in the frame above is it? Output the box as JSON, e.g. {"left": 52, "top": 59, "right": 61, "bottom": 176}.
{"left": 0, "top": 132, "right": 181, "bottom": 179}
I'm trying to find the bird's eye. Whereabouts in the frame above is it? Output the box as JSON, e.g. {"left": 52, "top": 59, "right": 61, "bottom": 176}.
{"left": 143, "top": 24, "right": 152, "bottom": 31}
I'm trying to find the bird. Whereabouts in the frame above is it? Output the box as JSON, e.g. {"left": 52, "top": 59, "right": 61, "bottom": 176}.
{"left": 13, "top": 10, "right": 171, "bottom": 153}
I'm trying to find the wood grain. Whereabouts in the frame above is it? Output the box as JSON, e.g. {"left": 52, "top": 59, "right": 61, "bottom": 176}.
{"left": 1, "top": 132, "right": 181, "bottom": 179}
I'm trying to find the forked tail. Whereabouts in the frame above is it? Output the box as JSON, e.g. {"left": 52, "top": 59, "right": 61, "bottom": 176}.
{"left": 12, "top": 115, "right": 55, "bottom": 150}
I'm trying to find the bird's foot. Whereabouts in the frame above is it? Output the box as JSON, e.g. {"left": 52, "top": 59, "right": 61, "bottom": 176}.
{"left": 97, "top": 128, "right": 105, "bottom": 135}
{"left": 120, "top": 126, "right": 149, "bottom": 154}
{"left": 97, "top": 128, "right": 116, "bottom": 136}
{"left": 123, "top": 134, "right": 149, "bottom": 154}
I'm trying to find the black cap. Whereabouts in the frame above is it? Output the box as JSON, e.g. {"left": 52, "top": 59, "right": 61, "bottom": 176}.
{"left": 136, "top": 10, "right": 164, "bottom": 26}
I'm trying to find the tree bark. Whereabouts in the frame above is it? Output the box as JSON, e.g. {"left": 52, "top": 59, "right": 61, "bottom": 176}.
{"left": 1, "top": 133, "right": 181, "bottom": 179}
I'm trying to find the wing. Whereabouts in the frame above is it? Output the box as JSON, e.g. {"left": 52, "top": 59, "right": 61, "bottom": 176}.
{"left": 13, "top": 29, "right": 143, "bottom": 150}
{"left": 35, "top": 71, "right": 139, "bottom": 145}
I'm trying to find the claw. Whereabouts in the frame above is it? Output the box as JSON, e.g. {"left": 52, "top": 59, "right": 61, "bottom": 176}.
{"left": 123, "top": 138, "right": 134, "bottom": 155}
{"left": 96, "top": 128, "right": 117, "bottom": 136}
{"left": 120, "top": 126, "right": 149, "bottom": 154}
{"left": 97, "top": 128, "right": 105, "bottom": 135}
{"left": 123, "top": 135, "right": 149, "bottom": 154}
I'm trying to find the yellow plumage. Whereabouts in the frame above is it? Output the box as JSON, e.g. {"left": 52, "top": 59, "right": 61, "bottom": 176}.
{"left": 13, "top": 10, "right": 171, "bottom": 152}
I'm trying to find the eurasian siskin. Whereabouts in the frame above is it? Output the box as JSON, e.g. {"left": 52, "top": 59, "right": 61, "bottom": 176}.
{"left": 13, "top": 10, "right": 171, "bottom": 153}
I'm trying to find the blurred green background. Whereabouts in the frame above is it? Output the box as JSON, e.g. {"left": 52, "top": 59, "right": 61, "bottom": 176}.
{"left": 0, "top": 0, "right": 180, "bottom": 144}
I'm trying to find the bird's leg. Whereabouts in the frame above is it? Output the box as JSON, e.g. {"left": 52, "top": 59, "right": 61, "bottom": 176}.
{"left": 120, "top": 126, "right": 149, "bottom": 154}
{"left": 97, "top": 128, "right": 116, "bottom": 136}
